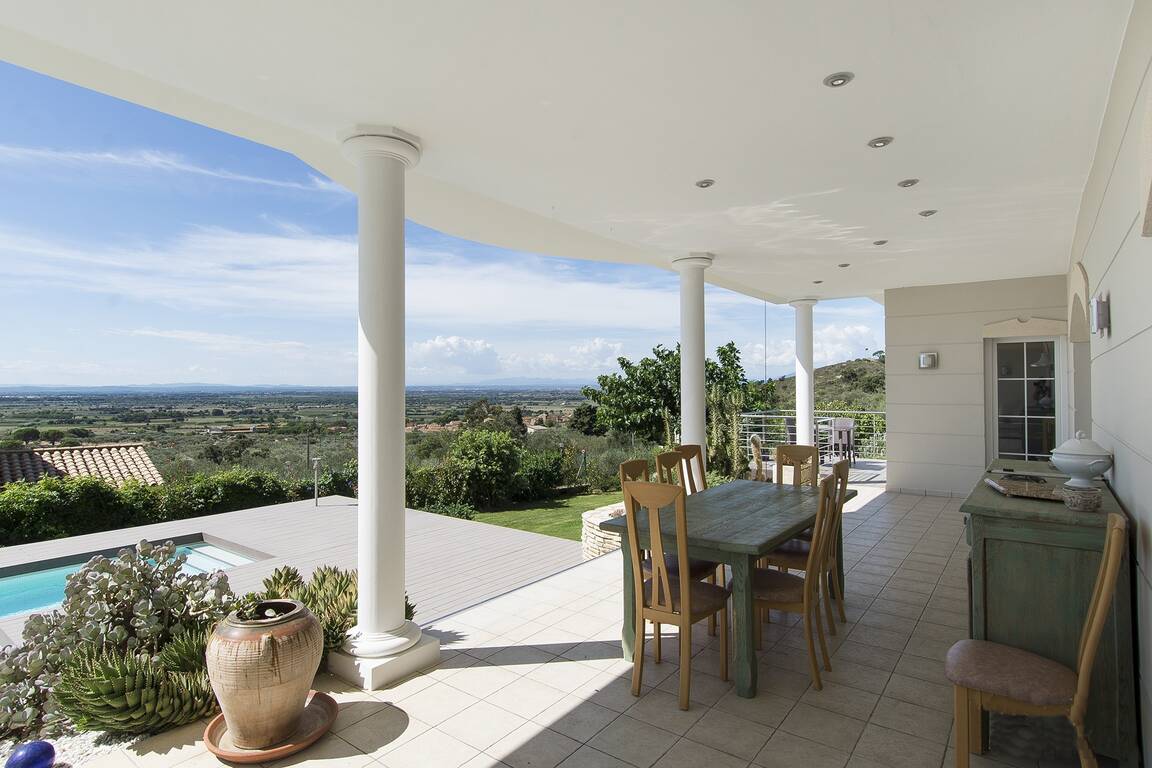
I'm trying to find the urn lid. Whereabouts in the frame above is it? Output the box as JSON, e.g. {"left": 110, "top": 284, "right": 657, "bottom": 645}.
{"left": 1051, "top": 431, "right": 1111, "bottom": 459}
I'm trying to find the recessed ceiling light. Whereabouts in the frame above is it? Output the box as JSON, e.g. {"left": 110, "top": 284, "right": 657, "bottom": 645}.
{"left": 867, "top": 136, "right": 893, "bottom": 149}
{"left": 823, "top": 72, "right": 854, "bottom": 88}
{"left": 813, "top": 280, "right": 824, "bottom": 284}
{"left": 918, "top": 209, "right": 938, "bottom": 217}
{"left": 897, "top": 178, "right": 919, "bottom": 188}
{"left": 838, "top": 263, "right": 851, "bottom": 268}
{"left": 873, "top": 240, "right": 888, "bottom": 246}
{"left": 695, "top": 179, "right": 715, "bottom": 188}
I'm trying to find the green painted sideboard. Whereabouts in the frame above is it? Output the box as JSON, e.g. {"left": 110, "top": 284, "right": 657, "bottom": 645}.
{"left": 961, "top": 459, "right": 1140, "bottom": 766}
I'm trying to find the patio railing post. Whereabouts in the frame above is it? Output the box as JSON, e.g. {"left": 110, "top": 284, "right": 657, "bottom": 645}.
{"left": 674, "top": 253, "right": 713, "bottom": 482}
{"left": 331, "top": 127, "right": 439, "bottom": 688}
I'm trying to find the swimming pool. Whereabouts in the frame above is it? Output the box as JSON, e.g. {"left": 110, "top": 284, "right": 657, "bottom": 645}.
{"left": 0, "top": 542, "right": 254, "bottom": 618}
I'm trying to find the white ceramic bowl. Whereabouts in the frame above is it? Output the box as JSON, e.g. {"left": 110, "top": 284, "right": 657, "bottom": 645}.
{"left": 1050, "top": 432, "right": 1113, "bottom": 489}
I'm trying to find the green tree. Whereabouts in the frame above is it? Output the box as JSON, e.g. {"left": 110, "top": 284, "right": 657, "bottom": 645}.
{"left": 439, "top": 429, "right": 523, "bottom": 509}
{"left": 11, "top": 427, "right": 40, "bottom": 445}
{"left": 41, "top": 429, "right": 66, "bottom": 446}
{"left": 569, "top": 403, "right": 604, "bottom": 435}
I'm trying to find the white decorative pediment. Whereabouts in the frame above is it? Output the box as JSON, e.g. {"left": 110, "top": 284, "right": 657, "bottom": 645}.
{"left": 982, "top": 316, "right": 1068, "bottom": 339}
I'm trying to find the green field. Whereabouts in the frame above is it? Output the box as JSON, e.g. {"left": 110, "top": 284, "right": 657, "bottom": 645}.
{"left": 476, "top": 492, "right": 621, "bottom": 541}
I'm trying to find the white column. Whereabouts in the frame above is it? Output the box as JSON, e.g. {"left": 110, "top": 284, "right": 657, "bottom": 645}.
{"left": 674, "top": 254, "right": 712, "bottom": 483}
{"left": 791, "top": 299, "right": 817, "bottom": 446}
{"left": 342, "top": 129, "right": 423, "bottom": 661}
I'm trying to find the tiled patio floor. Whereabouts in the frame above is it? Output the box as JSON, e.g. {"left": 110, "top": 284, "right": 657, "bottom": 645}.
{"left": 85, "top": 490, "right": 1105, "bottom": 768}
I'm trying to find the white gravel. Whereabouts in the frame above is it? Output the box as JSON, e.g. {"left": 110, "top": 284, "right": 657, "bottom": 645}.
{"left": 1, "top": 729, "right": 140, "bottom": 768}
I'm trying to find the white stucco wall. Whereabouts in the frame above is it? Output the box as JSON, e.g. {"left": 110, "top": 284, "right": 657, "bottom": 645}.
{"left": 884, "top": 275, "right": 1067, "bottom": 496}
{"left": 1067, "top": 0, "right": 1152, "bottom": 752}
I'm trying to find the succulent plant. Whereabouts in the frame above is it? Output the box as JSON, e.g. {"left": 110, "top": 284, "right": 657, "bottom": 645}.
{"left": 54, "top": 645, "right": 217, "bottom": 734}
{"left": 0, "top": 540, "right": 235, "bottom": 738}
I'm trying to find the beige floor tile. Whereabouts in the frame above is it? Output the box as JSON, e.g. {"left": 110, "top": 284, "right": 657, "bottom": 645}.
{"left": 80, "top": 753, "right": 139, "bottom": 768}
{"left": 753, "top": 665, "right": 811, "bottom": 699}
{"left": 683, "top": 708, "right": 774, "bottom": 760}
{"left": 337, "top": 704, "right": 430, "bottom": 759}
{"left": 712, "top": 689, "right": 796, "bottom": 728}
{"left": 487, "top": 676, "right": 570, "bottom": 720}
{"left": 868, "top": 695, "right": 953, "bottom": 744}
{"left": 526, "top": 658, "right": 604, "bottom": 693}
{"left": 440, "top": 700, "right": 528, "bottom": 751}
{"left": 855, "top": 609, "right": 918, "bottom": 635}
{"left": 461, "top": 754, "right": 513, "bottom": 768}
{"left": 625, "top": 688, "right": 706, "bottom": 735}
{"left": 883, "top": 672, "right": 953, "bottom": 713}
{"left": 818, "top": 658, "right": 892, "bottom": 695}
{"left": 654, "top": 666, "right": 733, "bottom": 706}
{"left": 556, "top": 745, "right": 633, "bottom": 768}
{"left": 332, "top": 696, "right": 393, "bottom": 733}
{"left": 777, "top": 702, "right": 865, "bottom": 753}
{"left": 446, "top": 662, "right": 524, "bottom": 699}
{"left": 653, "top": 738, "right": 750, "bottom": 768}
{"left": 800, "top": 680, "right": 879, "bottom": 721}
{"left": 372, "top": 669, "right": 437, "bottom": 703}
{"left": 866, "top": 597, "right": 925, "bottom": 620}
{"left": 831, "top": 640, "right": 901, "bottom": 672}
{"left": 587, "top": 715, "right": 679, "bottom": 768}
{"left": 752, "top": 730, "right": 848, "bottom": 768}
{"left": 845, "top": 623, "right": 910, "bottom": 652}
{"left": 893, "top": 653, "right": 951, "bottom": 687}
{"left": 391, "top": 680, "right": 480, "bottom": 725}
{"left": 572, "top": 672, "right": 651, "bottom": 712}
{"left": 263, "top": 732, "right": 376, "bottom": 768}
{"left": 487, "top": 721, "right": 582, "bottom": 768}
{"left": 377, "top": 727, "right": 479, "bottom": 768}
{"left": 125, "top": 718, "right": 207, "bottom": 768}
{"left": 850, "top": 723, "right": 945, "bottom": 768}
{"left": 533, "top": 694, "right": 619, "bottom": 742}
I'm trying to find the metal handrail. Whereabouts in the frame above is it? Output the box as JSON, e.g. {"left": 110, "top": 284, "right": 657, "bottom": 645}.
{"left": 740, "top": 409, "right": 887, "bottom": 461}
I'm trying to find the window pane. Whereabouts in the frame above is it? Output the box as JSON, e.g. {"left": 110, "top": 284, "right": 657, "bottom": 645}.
{"left": 1027, "top": 419, "right": 1057, "bottom": 458}
{"left": 1026, "top": 341, "right": 1056, "bottom": 378}
{"left": 1027, "top": 380, "right": 1056, "bottom": 416}
{"left": 998, "top": 381, "right": 1025, "bottom": 416}
{"left": 997, "top": 343, "right": 1025, "bottom": 378}
{"left": 998, "top": 418, "right": 1026, "bottom": 455}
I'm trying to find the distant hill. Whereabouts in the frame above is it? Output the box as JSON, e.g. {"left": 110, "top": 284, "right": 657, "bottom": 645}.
{"left": 772, "top": 357, "right": 885, "bottom": 411}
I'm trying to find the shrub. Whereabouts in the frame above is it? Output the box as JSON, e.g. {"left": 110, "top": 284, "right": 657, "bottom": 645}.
{"left": 404, "top": 464, "right": 441, "bottom": 509}
{"left": 0, "top": 541, "right": 235, "bottom": 737}
{"left": 161, "top": 469, "right": 290, "bottom": 521}
{"left": 440, "top": 429, "right": 523, "bottom": 509}
{"left": 512, "top": 451, "right": 566, "bottom": 501}
{"left": 0, "top": 476, "right": 137, "bottom": 547}
{"left": 423, "top": 501, "right": 476, "bottom": 520}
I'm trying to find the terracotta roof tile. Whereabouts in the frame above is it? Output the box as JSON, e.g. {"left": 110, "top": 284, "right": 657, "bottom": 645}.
{"left": 0, "top": 443, "right": 164, "bottom": 488}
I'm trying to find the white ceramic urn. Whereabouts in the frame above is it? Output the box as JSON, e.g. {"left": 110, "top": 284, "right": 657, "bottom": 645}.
{"left": 1049, "top": 432, "right": 1113, "bottom": 489}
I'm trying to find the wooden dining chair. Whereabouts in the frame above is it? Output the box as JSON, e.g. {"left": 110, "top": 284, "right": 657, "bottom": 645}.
{"left": 762, "top": 460, "right": 850, "bottom": 633}
{"left": 675, "top": 444, "right": 707, "bottom": 495}
{"left": 655, "top": 451, "right": 682, "bottom": 484}
{"left": 622, "top": 480, "right": 730, "bottom": 710}
{"left": 737, "top": 473, "right": 839, "bottom": 689}
{"left": 619, "top": 458, "right": 649, "bottom": 484}
{"left": 946, "top": 513, "right": 1128, "bottom": 768}
{"left": 774, "top": 444, "right": 819, "bottom": 488}
{"left": 748, "top": 434, "right": 770, "bottom": 481}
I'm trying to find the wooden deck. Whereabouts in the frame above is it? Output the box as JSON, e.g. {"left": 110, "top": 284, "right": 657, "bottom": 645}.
{"left": 0, "top": 496, "right": 583, "bottom": 646}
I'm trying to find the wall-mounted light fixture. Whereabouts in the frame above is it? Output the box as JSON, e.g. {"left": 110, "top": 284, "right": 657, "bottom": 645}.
{"left": 1090, "top": 295, "right": 1111, "bottom": 337}
{"left": 918, "top": 352, "right": 938, "bottom": 369}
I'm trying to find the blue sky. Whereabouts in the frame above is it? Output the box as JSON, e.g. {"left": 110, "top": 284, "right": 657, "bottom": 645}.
{"left": 0, "top": 61, "right": 884, "bottom": 387}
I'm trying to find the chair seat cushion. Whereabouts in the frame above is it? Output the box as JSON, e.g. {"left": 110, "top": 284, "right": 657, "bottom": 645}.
{"left": 642, "top": 578, "right": 730, "bottom": 620}
{"left": 729, "top": 568, "right": 806, "bottom": 604}
{"left": 642, "top": 556, "right": 717, "bottom": 581}
{"left": 944, "top": 639, "right": 1077, "bottom": 707}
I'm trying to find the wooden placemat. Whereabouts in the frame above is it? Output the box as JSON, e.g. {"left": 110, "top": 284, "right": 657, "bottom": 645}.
{"left": 983, "top": 476, "right": 1065, "bottom": 502}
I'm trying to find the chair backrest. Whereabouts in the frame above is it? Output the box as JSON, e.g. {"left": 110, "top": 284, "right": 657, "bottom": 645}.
{"left": 1070, "top": 512, "right": 1128, "bottom": 725}
{"left": 619, "top": 459, "right": 649, "bottom": 485}
{"left": 775, "top": 444, "right": 819, "bottom": 487}
{"left": 675, "top": 444, "right": 707, "bottom": 494}
{"left": 622, "top": 481, "right": 690, "bottom": 617}
{"left": 655, "top": 451, "right": 682, "bottom": 485}
{"left": 832, "top": 417, "right": 855, "bottom": 430}
{"left": 749, "top": 434, "right": 765, "bottom": 480}
{"left": 802, "top": 474, "right": 839, "bottom": 602}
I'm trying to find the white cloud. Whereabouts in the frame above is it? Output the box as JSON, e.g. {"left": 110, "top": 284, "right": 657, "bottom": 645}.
{"left": 500, "top": 338, "right": 626, "bottom": 378}
{"left": 409, "top": 335, "right": 501, "bottom": 376}
{"left": 113, "top": 329, "right": 316, "bottom": 357}
{"left": 741, "top": 323, "right": 879, "bottom": 374}
{"left": 0, "top": 144, "right": 347, "bottom": 194}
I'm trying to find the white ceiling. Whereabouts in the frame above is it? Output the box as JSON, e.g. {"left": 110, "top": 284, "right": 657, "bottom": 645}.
{"left": 0, "top": 1, "right": 1132, "bottom": 303}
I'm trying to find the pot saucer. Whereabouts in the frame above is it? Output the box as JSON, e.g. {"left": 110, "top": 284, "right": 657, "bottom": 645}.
{"left": 204, "top": 690, "right": 338, "bottom": 764}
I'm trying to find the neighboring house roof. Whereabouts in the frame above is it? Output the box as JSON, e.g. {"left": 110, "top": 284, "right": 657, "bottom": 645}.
{"left": 0, "top": 444, "right": 165, "bottom": 488}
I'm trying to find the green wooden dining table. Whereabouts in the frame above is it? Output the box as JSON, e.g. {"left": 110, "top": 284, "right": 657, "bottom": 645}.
{"left": 598, "top": 479, "right": 855, "bottom": 697}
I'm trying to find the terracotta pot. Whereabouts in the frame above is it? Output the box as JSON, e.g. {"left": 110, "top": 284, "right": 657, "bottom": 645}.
{"left": 206, "top": 599, "right": 324, "bottom": 750}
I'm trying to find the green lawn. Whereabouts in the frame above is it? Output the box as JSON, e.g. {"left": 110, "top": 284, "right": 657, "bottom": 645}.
{"left": 476, "top": 492, "right": 621, "bottom": 541}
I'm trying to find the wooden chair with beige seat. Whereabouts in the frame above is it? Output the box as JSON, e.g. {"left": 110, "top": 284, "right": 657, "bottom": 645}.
{"left": 946, "top": 513, "right": 1128, "bottom": 768}
{"left": 762, "top": 459, "right": 850, "bottom": 633}
{"left": 748, "top": 433, "right": 771, "bottom": 481}
{"left": 774, "top": 444, "right": 820, "bottom": 488}
{"left": 674, "top": 444, "right": 707, "bottom": 494}
{"left": 736, "top": 472, "right": 842, "bottom": 689}
{"left": 619, "top": 458, "right": 649, "bottom": 485}
{"left": 622, "top": 480, "right": 730, "bottom": 710}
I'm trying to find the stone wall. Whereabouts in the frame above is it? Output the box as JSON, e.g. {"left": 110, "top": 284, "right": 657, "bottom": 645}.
{"left": 581, "top": 502, "right": 624, "bottom": 560}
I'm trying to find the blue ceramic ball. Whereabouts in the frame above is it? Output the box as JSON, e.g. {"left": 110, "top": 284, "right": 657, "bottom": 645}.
{"left": 5, "top": 741, "right": 54, "bottom": 768}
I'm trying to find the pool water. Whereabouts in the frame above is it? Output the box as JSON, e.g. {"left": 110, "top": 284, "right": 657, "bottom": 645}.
{"left": 0, "top": 542, "right": 254, "bottom": 618}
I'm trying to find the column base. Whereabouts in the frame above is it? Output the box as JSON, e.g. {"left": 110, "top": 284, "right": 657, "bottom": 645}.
{"left": 327, "top": 632, "right": 441, "bottom": 691}
{"left": 344, "top": 619, "right": 423, "bottom": 658}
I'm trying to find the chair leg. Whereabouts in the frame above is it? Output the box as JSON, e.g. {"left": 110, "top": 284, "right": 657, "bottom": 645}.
{"left": 631, "top": 613, "right": 646, "bottom": 697}
{"left": 1072, "top": 718, "right": 1098, "bottom": 768}
{"left": 829, "top": 560, "right": 847, "bottom": 623}
{"left": 803, "top": 609, "right": 822, "bottom": 690}
{"left": 678, "top": 624, "right": 692, "bottom": 710}
{"left": 820, "top": 571, "right": 836, "bottom": 636}
{"left": 953, "top": 686, "right": 970, "bottom": 768}
{"left": 754, "top": 605, "right": 762, "bottom": 650}
{"left": 708, "top": 571, "right": 717, "bottom": 636}
{"left": 968, "top": 694, "right": 984, "bottom": 754}
{"left": 654, "top": 621, "right": 661, "bottom": 663}
{"left": 813, "top": 600, "right": 831, "bottom": 672}
{"left": 719, "top": 607, "right": 729, "bottom": 682}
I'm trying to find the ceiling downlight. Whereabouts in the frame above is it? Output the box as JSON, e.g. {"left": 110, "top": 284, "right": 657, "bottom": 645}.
{"left": 823, "top": 72, "right": 854, "bottom": 88}
{"left": 873, "top": 240, "right": 888, "bottom": 246}
{"left": 867, "top": 136, "right": 893, "bottom": 149}
{"left": 695, "top": 178, "right": 715, "bottom": 188}
{"left": 918, "top": 209, "right": 938, "bottom": 217}
{"left": 897, "top": 178, "right": 919, "bottom": 188}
